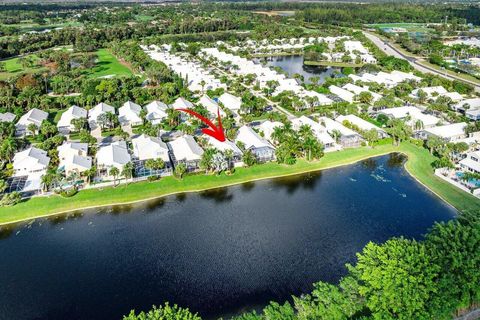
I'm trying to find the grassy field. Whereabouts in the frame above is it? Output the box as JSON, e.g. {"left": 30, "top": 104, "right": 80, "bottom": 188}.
{"left": 0, "top": 142, "right": 479, "bottom": 225}
{"left": 89, "top": 49, "right": 134, "bottom": 78}
{"left": 0, "top": 54, "right": 46, "bottom": 80}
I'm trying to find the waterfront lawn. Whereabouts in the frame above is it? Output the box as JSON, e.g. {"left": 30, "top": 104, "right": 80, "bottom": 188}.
{"left": 1, "top": 142, "right": 479, "bottom": 225}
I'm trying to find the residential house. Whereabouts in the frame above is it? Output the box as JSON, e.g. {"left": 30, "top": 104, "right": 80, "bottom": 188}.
{"left": 459, "top": 151, "right": 480, "bottom": 174}
{"left": 379, "top": 106, "right": 441, "bottom": 130}
{"left": 96, "top": 141, "right": 131, "bottom": 178}
{"left": 291, "top": 116, "right": 336, "bottom": 151}
{"left": 15, "top": 108, "right": 48, "bottom": 136}
{"left": 13, "top": 147, "right": 50, "bottom": 177}
{"left": 144, "top": 101, "right": 168, "bottom": 125}
{"left": 258, "top": 120, "right": 284, "bottom": 143}
{"left": 219, "top": 92, "right": 242, "bottom": 113}
{"left": 235, "top": 125, "right": 275, "bottom": 162}
{"left": 319, "top": 116, "right": 363, "bottom": 148}
{"left": 167, "top": 135, "right": 204, "bottom": 171}
{"left": 57, "top": 142, "right": 92, "bottom": 176}
{"left": 419, "top": 122, "right": 467, "bottom": 142}
{"left": 88, "top": 102, "right": 115, "bottom": 128}
{"left": 119, "top": 101, "right": 143, "bottom": 126}
{"left": 199, "top": 94, "right": 226, "bottom": 118}
{"left": 57, "top": 105, "right": 88, "bottom": 134}
{"left": 336, "top": 114, "right": 389, "bottom": 138}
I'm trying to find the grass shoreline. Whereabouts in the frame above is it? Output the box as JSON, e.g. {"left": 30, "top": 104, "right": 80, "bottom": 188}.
{"left": 1, "top": 142, "right": 479, "bottom": 226}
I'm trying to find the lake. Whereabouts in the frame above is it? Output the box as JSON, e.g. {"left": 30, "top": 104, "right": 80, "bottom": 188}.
{"left": 0, "top": 154, "right": 455, "bottom": 320}
{"left": 258, "top": 55, "right": 342, "bottom": 84}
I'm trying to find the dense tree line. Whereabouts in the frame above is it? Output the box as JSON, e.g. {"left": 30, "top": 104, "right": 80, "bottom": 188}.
{"left": 125, "top": 211, "right": 480, "bottom": 320}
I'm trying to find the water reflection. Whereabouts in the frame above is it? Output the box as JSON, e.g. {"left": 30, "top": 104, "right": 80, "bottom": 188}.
{"left": 0, "top": 154, "right": 456, "bottom": 320}
{"left": 260, "top": 55, "right": 342, "bottom": 84}
{"left": 200, "top": 187, "right": 234, "bottom": 203}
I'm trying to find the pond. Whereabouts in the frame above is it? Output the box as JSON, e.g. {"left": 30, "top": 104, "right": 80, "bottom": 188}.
{"left": 0, "top": 154, "right": 455, "bottom": 320}
{"left": 257, "top": 54, "right": 342, "bottom": 84}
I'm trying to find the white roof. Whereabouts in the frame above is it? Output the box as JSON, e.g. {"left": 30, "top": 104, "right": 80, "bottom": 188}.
{"left": 0, "top": 112, "right": 16, "bottom": 123}
{"left": 235, "top": 125, "right": 272, "bottom": 150}
{"left": 291, "top": 116, "right": 335, "bottom": 145}
{"left": 145, "top": 100, "right": 168, "bottom": 112}
{"left": 219, "top": 92, "right": 242, "bottom": 111}
{"left": 342, "top": 83, "right": 382, "bottom": 102}
{"left": 172, "top": 97, "right": 194, "bottom": 110}
{"left": 89, "top": 103, "right": 115, "bottom": 122}
{"left": 319, "top": 116, "right": 359, "bottom": 137}
{"left": 144, "top": 101, "right": 168, "bottom": 123}
{"left": 258, "top": 120, "right": 284, "bottom": 142}
{"left": 204, "top": 135, "right": 242, "bottom": 155}
{"left": 380, "top": 106, "right": 440, "bottom": 128}
{"left": 119, "top": 101, "right": 142, "bottom": 124}
{"left": 329, "top": 85, "right": 355, "bottom": 103}
{"left": 131, "top": 134, "right": 169, "bottom": 161}
{"left": 453, "top": 98, "right": 480, "bottom": 111}
{"left": 424, "top": 122, "right": 467, "bottom": 139}
{"left": 336, "top": 114, "right": 384, "bottom": 133}
{"left": 13, "top": 147, "right": 50, "bottom": 176}
{"left": 168, "top": 135, "right": 204, "bottom": 162}
{"left": 199, "top": 95, "right": 226, "bottom": 117}
{"left": 97, "top": 141, "right": 131, "bottom": 167}
{"left": 57, "top": 105, "right": 87, "bottom": 128}
{"left": 17, "top": 108, "right": 48, "bottom": 127}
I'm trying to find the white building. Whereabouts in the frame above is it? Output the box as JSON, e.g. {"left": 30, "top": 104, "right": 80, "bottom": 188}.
{"left": 88, "top": 102, "right": 115, "bottom": 127}
{"left": 96, "top": 141, "right": 131, "bottom": 177}
{"left": 172, "top": 97, "right": 194, "bottom": 110}
{"left": 342, "top": 83, "right": 382, "bottom": 102}
{"left": 452, "top": 98, "right": 480, "bottom": 121}
{"left": 0, "top": 112, "right": 16, "bottom": 123}
{"left": 336, "top": 114, "right": 388, "bottom": 138}
{"left": 329, "top": 85, "right": 355, "bottom": 103}
{"left": 167, "top": 135, "right": 204, "bottom": 170}
{"left": 379, "top": 106, "right": 441, "bottom": 129}
{"left": 421, "top": 122, "right": 467, "bottom": 142}
{"left": 199, "top": 95, "right": 226, "bottom": 118}
{"left": 319, "top": 116, "right": 363, "bottom": 148}
{"left": 57, "top": 105, "right": 88, "bottom": 134}
{"left": 144, "top": 101, "right": 168, "bottom": 125}
{"left": 119, "top": 101, "right": 142, "bottom": 126}
{"left": 131, "top": 134, "right": 170, "bottom": 162}
{"left": 258, "top": 120, "right": 284, "bottom": 143}
{"left": 410, "top": 86, "right": 463, "bottom": 102}
{"left": 13, "top": 147, "right": 50, "bottom": 177}
{"left": 57, "top": 142, "right": 92, "bottom": 176}
{"left": 344, "top": 40, "right": 368, "bottom": 54}
{"left": 235, "top": 125, "right": 275, "bottom": 162}
{"left": 16, "top": 108, "right": 48, "bottom": 136}
{"left": 459, "top": 151, "right": 480, "bottom": 174}
{"left": 291, "top": 116, "right": 336, "bottom": 151}
{"left": 219, "top": 92, "right": 242, "bottom": 112}
{"left": 204, "top": 135, "right": 243, "bottom": 162}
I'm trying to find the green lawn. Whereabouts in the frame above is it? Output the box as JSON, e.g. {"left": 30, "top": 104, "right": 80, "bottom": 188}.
{"left": 0, "top": 54, "right": 46, "bottom": 80}
{"left": 0, "top": 142, "right": 479, "bottom": 225}
{"left": 89, "top": 49, "right": 133, "bottom": 78}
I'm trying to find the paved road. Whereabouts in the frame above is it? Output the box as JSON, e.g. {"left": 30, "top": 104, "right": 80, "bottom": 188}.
{"left": 363, "top": 31, "right": 480, "bottom": 93}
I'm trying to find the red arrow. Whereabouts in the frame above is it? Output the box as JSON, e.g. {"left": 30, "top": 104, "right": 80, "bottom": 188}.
{"left": 177, "top": 108, "right": 226, "bottom": 142}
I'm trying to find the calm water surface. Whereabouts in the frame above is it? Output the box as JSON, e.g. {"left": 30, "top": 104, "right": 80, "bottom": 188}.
{"left": 0, "top": 154, "right": 455, "bottom": 320}
{"left": 259, "top": 54, "right": 341, "bottom": 84}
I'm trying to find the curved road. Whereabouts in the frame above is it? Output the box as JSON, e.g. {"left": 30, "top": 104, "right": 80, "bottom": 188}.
{"left": 363, "top": 31, "right": 480, "bottom": 93}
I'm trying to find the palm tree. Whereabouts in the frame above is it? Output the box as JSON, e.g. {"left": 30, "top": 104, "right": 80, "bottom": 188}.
{"left": 109, "top": 167, "right": 120, "bottom": 187}
{"left": 82, "top": 166, "right": 97, "bottom": 185}
{"left": 121, "top": 162, "right": 134, "bottom": 185}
